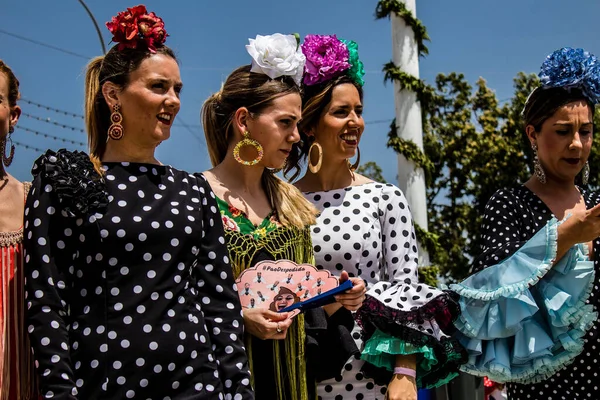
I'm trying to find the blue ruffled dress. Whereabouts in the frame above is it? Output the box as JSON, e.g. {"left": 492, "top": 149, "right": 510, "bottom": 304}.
{"left": 450, "top": 186, "right": 600, "bottom": 399}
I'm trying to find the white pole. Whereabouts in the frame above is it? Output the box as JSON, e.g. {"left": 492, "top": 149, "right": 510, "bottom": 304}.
{"left": 390, "top": 0, "right": 430, "bottom": 265}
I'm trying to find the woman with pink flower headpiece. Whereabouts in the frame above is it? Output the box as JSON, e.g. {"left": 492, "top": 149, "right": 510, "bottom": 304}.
{"left": 23, "top": 5, "right": 253, "bottom": 399}
{"left": 288, "top": 34, "right": 466, "bottom": 400}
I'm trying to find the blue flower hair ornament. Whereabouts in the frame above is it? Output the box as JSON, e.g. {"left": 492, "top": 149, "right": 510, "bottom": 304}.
{"left": 539, "top": 47, "right": 600, "bottom": 104}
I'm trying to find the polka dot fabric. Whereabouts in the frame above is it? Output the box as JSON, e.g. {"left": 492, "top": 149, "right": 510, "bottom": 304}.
{"left": 305, "top": 183, "right": 455, "bottom": 400}
{"left": 23, "top": 154, "right": 253, "bottom": 399}
{"left": 474, "top": 186, "right": 600, "bottom": 400}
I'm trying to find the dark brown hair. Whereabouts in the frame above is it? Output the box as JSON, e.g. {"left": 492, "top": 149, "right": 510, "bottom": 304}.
{"left": 85, "top": 45, "right": 177, "bottom": 174}
{"left": 0, "top": 60, "right": 20, "bottom": 107}
{"left": 285, "top": 74, "right": 363, "bottom": 180}
{"left": 523, "top": 86, "right": 594, "bottom": 132}
{"left": 201, "top": 65, "right": 317, "bottom": 229}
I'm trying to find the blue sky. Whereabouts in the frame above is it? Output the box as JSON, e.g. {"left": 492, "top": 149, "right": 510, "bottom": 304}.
{"left": 4, "top": 0, "right": 600, "bottom": 183}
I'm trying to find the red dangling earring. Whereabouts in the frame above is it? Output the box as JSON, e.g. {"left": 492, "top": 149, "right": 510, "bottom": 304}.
{"left": 108, "top": 104, "right": 124, "bottom": 140}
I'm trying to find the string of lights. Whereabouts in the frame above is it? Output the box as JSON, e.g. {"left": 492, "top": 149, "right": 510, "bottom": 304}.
{"left": 21, "top": 99, "right": 84, "bottom": 119}
{"left": 13, "top": 140, "right": 45, "bottom": 153}
{"left": 21, "top": 112, "right": 86, "bottom": 133}
{"left": 18, "top": 126, "right": 86, "bottom": 147}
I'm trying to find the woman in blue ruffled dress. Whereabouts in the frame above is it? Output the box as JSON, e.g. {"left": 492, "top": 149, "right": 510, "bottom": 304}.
{"left": 450, "top": 47, "right": 600, "bottom": 399}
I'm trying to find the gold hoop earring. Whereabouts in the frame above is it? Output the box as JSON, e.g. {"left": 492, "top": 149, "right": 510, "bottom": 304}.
{"left": 347, "top": 147, "right": 361, "bottom": 172}
{"left": 1, "top": 129, "right": 15, "bottom": 167}
{"left": 108, "top": 104, "right": 124, "bottom": 141}
{"left": 233, "top": 130, "right": 263, "bottom": 166}
{"left": 308, "top": 142, "right": 323, "bottom": 173}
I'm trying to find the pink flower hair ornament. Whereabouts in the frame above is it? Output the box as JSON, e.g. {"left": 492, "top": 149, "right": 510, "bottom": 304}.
{"left": 301, "top": 34, "right": 365, "bottom": 86}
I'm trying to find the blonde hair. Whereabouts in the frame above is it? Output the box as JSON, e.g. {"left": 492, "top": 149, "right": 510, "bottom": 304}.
{"left": 84, "top": 45, "right": 177, "bottom": 175}
{"left": 201, "top": 65, "right": 317, "bottom": 229}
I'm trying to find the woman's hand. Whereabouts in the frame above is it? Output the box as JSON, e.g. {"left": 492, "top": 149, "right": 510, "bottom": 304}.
{"left": 558, "top": 202, "right": 600, "bottom": 245}
{"left": 242, "top": 309, "right": 292, "bottom": 340}
{"left": 386, "top": 374, "right": 417, "bottom": 400}
{"left": 556, "top": 203, "right": 600, "bottom": 261}
{"left": 334, "top": 271, "right": 367, "bottom": 311}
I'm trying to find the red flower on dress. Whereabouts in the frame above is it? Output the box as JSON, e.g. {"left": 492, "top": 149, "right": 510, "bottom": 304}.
{"left": 106, "top": 5, "right": 168, "bottom": 53}
{"left": 228, "top": 205, "right": 242, "bottom": 218}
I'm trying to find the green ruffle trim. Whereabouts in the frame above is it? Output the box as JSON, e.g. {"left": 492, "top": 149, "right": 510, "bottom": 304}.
{"left": 361, "top": 329, "right": 460, "bottom": 389}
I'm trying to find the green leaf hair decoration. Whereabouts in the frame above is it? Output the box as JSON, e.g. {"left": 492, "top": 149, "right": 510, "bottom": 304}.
{"left": 340, "top": 39, "right": 366, "bottom": 86}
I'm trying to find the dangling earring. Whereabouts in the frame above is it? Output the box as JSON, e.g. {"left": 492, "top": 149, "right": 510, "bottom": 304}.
{"left": 308, "top": 142, "right": 323, "bottom": 173}
{"left": 108, "top": 104, "right": 124, "bottom": 141}
{"left": 532, "top": 143, "right": 546, "bottom": 184}
{"left": 2, "top": 126, "right": 15, "bottom": 167}
{"left": 582, "top": 161, "right": 590, "bottom": 185}
{"left": 347, "top": 147, "right": 361, "bottom": 172}
{"left": 233, "top": 130, "right": 263, "bottom": 166}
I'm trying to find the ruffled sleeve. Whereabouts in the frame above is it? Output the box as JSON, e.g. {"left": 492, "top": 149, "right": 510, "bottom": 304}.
{"left": 449, "top": 189, "right": 597, "bottom": 384}
{"left": 24, "top": 149, "right": 107, "bottom": 399}
{"left": 356, "top": 184, "right": 466, "bottom": 389}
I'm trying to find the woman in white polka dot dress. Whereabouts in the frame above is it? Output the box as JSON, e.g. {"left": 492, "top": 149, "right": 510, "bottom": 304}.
{"left": 450, "top": 48, "right": 600, "bottom": 399}
{"left": 288, "top": 34, "right": 465, "bottom": 400}
{"left": 23, "top": 6, "right": 253, "bottom": 400}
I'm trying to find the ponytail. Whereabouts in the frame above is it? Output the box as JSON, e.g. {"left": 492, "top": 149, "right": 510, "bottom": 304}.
{"left": 201, "top": 92, "right": 231, "bottom": 167}
{"left": 84, "top": 56, "right": 108, "bottom": 176}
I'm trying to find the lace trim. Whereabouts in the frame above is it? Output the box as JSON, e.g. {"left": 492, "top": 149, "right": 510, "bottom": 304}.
{"left": 0, "top": 182, "right": 31, "bottom": 247}
{"left": 355, "top": 290, "right": 461, "bottom": 335}
{"left": 0, "top": 230, "right": 23, "bottom": 247}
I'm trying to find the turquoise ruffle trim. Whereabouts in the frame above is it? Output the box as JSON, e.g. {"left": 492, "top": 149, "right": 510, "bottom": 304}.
{"left": 361, "top": 329, "right": 462, "bottom": 389}
{"left": 449, "top": 217, "right": 597, "bottom": 384}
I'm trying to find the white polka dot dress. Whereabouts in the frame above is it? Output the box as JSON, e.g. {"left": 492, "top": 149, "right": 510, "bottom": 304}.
{"left": 23, "top": 150, "right": 254, "bottom": 399}
{"left": 304, "top": 183, "right": 464, "bottom": 400}
{"left": 464, "top": 186, "right": 600, "bottom": 400}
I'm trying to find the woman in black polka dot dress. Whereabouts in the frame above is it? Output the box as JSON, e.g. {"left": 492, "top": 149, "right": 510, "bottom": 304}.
{"left": 288, "top": 35, "right": 465, "bottom": 400}
{"left": 23, "top": 7, "right": 253, "bottom": 399}
{"left": 450, "top": 48, "right": 600, "bottom": 399}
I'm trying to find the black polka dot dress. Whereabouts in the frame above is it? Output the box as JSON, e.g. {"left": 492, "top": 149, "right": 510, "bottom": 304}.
{"left": 455, "top": 186, "right": 600, "bottom": 400}
{"left": 304, "top": 183, "right": 464, "bottom": 400}
{"left": 23, "top": 150, "right": 254, "bottom": 400}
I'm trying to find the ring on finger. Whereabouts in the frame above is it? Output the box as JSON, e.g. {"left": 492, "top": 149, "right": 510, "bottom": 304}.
{"left": 276, "top": 322, "right": 283, "bottom": 333}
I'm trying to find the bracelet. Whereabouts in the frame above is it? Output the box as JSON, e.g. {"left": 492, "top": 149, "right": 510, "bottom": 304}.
{"left": 393, "top": 367, "right": 416, "bottom": 378}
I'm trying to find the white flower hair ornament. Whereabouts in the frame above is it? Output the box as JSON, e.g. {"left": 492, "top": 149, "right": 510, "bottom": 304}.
{"left": 246, "top": 33, "right": 306, "bottom": 86}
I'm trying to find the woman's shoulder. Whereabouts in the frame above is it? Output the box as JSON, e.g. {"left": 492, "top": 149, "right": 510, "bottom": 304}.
{"left": 485, "top": 186, "right": 529, "bottom": 208}
{"left": 30, "top": 149, "right": 108, "bottom": 217}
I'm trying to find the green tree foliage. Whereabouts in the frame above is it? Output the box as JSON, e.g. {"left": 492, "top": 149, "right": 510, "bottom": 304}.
{"left": 356, "top": 161, "right": 387, "bottom": 183}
